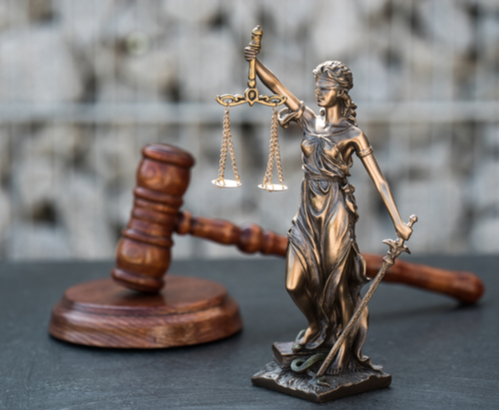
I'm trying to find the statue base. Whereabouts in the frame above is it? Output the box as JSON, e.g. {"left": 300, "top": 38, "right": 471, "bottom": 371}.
{"left": 252, "top": 342, "right": 391, "bottom": 403}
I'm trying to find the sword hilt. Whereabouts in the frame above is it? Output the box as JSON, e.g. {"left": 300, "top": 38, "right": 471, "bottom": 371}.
{"left": 407, "top": 214, "right": 418, "bottom": 229}
{"left": 384, "top": 214, "right": 418, "bottom": 265}
{"left": 399, "top": 214, "right": 418, "bottom": 243}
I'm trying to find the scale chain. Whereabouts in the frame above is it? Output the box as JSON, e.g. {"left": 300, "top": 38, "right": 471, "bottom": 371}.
{"left": 261, "top": 107, "right": 285, "bottom": 189}
{"left": 226, "top": 110, "right": 241, "bottom": 184}
{"left": 262, "top": 111, "right": 276, "bottom": 187}
{"left": 216, "top": 106, "right": 241, "bottom": 186}
{"left": 216, "top": 107, "right": 229, "bottom": 183}
{"left": 272, "top": 107, "right": 285, "bottom": 186}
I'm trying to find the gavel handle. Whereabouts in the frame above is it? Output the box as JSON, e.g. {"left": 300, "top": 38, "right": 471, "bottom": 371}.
{"left": 175, "top": 211, "right": 484, "bottom": 304}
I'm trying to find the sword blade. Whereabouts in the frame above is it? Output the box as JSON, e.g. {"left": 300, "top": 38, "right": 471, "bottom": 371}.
{"left": 315, "top": 215, "right": 417, "bottom": 379}
{"left": 315, "top": 259, "right": 392, "bottom": 378}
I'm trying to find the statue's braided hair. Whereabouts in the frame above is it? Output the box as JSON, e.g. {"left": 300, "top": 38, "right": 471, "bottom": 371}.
{"left": 312, "top": 61, "right": 357, "bottom": 126}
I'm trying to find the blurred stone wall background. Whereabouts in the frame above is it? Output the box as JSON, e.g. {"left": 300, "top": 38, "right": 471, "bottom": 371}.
{"left": 0, "top": 0, "right": 497, "bottom": 260}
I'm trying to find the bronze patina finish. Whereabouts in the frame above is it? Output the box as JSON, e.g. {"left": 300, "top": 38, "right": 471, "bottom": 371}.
{"left": 213, "top": 26, "right": 288, "bottom": 191}
{"left": 216, "top": 26, "right": 286, "bottom": 108}
{"left": 244, "top": 28, "right": 416, "bottom": 402}
{"left": 315, "top": 215, "right": 418, "bottom": 379}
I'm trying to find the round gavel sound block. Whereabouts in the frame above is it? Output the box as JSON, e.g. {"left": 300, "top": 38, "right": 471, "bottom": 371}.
{"left": 49, "top": 144, "right": 243, "bottom": 348}
{"left": 49, "top": 276, "right": 242, "bottom": 348}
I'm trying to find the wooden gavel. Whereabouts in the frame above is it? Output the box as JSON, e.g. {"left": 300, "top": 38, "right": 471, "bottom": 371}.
{"left": 111, "top": 143, "right": 484, "bottom": 304}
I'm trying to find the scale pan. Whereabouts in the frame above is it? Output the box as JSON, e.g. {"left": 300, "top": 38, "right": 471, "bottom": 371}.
{"left": 258, "top": 183, "right": 288, "bottom": 192}
{"left": 212, "top": 179, "right": 242, "bottom": 188}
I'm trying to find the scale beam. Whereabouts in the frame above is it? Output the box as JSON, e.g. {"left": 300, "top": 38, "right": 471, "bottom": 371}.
{"left": 215, "top": 26, "right": 287, "bottom": 109}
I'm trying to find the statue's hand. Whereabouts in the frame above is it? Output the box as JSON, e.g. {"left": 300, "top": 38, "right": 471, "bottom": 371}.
{"left": 396, "top": 222, "right": 412, "bottom": 241}
{"left": 244, "top": 46, "right": 259, "bottom": 62}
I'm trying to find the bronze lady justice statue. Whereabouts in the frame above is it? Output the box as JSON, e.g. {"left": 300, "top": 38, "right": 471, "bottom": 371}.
{"left": 246, "top": 44, "right": 413, "bottom": 401}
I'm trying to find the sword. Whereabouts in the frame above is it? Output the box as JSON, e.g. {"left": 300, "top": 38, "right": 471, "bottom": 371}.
{"left": 315, "top": 214, "right": 418, "bottom": 379}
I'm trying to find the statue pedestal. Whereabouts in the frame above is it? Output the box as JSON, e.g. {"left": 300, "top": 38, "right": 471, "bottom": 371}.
{"left": 252, "top": 342, "right": 391, "bottom": 403}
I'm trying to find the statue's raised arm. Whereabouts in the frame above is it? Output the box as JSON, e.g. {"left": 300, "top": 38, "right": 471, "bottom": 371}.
{"left": 244, "top": 46, "right": 316, "bottom": 125}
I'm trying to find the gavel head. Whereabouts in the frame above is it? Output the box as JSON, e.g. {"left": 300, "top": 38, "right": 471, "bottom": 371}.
{"left": 111, "top": 144, "right": 195, "bottom": 293}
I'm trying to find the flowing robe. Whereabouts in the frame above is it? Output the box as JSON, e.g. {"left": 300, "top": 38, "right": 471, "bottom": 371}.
{"left": 287, "top": 115, "right": 379, "bottom": 372}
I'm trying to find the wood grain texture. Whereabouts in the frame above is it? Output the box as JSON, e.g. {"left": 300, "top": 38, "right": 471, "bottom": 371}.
{"left": 111, "top": 144, "right": 195, "bottom": 293}
{"left": 49, "top": 276, "right": 242, "bottom": 348}
{"left": 174, "top": 211, "right": 484, "bottom": 304}
{"left": 365, "top": 253, "right": 485, "bottom": 304}
{"left": 176, "top": 211, "right": 285, "bottom": 255}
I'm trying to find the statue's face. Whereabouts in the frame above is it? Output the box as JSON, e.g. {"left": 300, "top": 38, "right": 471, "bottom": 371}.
{"left": 315, "top": 76, "right": 340, "bottom": 107}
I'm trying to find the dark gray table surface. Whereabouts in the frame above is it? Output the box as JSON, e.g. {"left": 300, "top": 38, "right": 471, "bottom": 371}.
{"left": 0, "top": 255, "right": 498, "bottom": 410}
